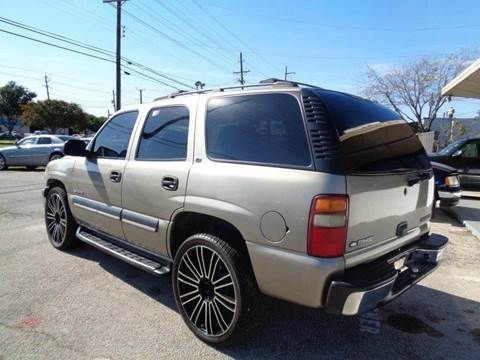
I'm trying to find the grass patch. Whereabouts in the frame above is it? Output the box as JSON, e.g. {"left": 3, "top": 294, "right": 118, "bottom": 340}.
{"left": 0, "top": 140, "right": 15, "bottom": 148}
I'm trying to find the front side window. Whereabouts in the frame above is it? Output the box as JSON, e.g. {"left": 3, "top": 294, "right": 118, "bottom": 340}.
{"left": 137, "top": 106, "right": 189, "bottom": 161}
{"left": 461, "top": 141, "right": 480, "bottom": 158}
{"left": 37, "top": 137, "right": 52, "bottom": 145}
{"left": 18, "top": 137, "right": 36, "bottom": 146}
{"left": 206, "top": 93, "right": 311, "bottom": 167}
{"left": 91, "top": 111, "right": 138, "bottom": 159}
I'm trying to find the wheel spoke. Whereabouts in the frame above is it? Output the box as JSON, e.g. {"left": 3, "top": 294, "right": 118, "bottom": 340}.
{"left": 178, "top": 275, "right": 198, "bottom": 289}
{"left": 214, "top": 294, "right": 235, "bottom": 312}
{"left": 193, "top": 300, "right": 206, "bottom": 325}
{"left": 189, "top": 296, "right": 203, "bottom": 322}
{"left": 211, "top": 300, "right": 226, "bottom": 332}
{"left": 178, "top": 270, "right": 199, "bottom": 285}
{"left": 210, "top": 257, "right": 220, "bottom": 283}
{"left": 181, "top": 293, "right": 201, "bottom": 306}
{"left": 180, "top": 288, "right": 200, "bottom": 300}
{"left": 195, "top": 247, "right": 204, "bottom": 277}
{"left": 212, "top": 273, "right": 230, "bottom": 285}
{"left": 185, "top": 253, "right": 202, "bottom": 280}
{"left": 206, "top": 251, "right": 215, "bottom": 279}
{"left": 199, "top": 247, "right": 208, "bottom": 278}
{"left": 182, "top": 254, "right": 201, "bottom": 282}
{"left": 214, "top": 281, "right": 233, "bottom": 291}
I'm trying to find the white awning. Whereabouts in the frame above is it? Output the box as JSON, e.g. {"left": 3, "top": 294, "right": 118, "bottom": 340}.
{"left": 442, "top": 58, "right": 480, "bottom": 99}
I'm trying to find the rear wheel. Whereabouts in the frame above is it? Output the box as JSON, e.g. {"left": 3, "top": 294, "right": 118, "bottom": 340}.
{"left": 0, "top": 154, "right": 7, "bottom": 170}
{"left": 45, "top": 186, "right": 80, "bottom": 250}
{"left": 172, "top": 233, "right": 255, "bottom": 345}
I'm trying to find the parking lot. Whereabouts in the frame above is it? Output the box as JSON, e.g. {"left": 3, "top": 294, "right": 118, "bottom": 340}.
{"left": 1, "top": 170, "right": 479, "bottom": 360}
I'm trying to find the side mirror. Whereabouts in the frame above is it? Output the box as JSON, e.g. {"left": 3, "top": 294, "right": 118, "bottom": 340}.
{"left": 452, "top": 149, "right": 463, "bottom": 157}
{"left": 64, "top": 139, "right": 88, "bottom": 157}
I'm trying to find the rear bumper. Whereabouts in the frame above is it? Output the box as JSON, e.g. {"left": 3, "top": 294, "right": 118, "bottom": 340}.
{"left": 324, "top": 233, "right": 448, "bottom": 315}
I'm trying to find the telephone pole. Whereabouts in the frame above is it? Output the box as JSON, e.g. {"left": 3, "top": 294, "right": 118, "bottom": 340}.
{"left": 104, "top": 0, "right": 125, "bottom": 110}
{"left": 138, "top": 89, "right": 144, "bottom": 104}
{"left": 44, "top": 74, "right": 50, "bottom": 100}
{"left": 112, "top": 89, "right": 116, "bottom": 111}
{"left": 233, "top": 52, "right": 249, "bottom": 85}
{"left": 284, "top": 65, "right": 295, "bottom": 81}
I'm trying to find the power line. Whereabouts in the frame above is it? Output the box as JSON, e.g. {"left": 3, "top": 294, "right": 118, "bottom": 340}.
{"left": 191, "top": 0, "right": 280, "bottom": 76}
{"left": 120, "top": 7, "right": 232, "bottom": 73}
{"left": 199, "top": 2, "right": 480, "bottom": 32}
{"left": 284, "top": 65, "right": 295, "bottom": 80}
{"left": 0, "top": 16, "right": 195, "bottom": 89}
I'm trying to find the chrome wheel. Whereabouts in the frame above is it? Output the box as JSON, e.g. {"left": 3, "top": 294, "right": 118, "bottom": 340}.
{"left": 176, "top": 245, "right": 237, "bottom": 337}
{"left": 46, "top": 193, "right": 67, "bottom": 244}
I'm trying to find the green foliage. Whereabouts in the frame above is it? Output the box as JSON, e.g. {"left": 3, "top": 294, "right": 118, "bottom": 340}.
{"left": 22, "top": 99, "right": 87, "bottom": 133}
{"left": 0, "top": 81, "right": 36, "bottom": 133}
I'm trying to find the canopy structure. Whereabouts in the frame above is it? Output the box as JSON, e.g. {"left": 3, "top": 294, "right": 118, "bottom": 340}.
{"left": 442, "top": 58, "right": 480, "bottom": 99}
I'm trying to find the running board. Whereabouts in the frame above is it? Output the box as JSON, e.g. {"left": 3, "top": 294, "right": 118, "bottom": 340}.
{"left": 76, "top": 227, "right": 170, "bottom": 276}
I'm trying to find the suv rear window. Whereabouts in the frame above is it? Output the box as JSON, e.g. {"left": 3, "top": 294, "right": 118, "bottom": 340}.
{"left": 206, "top": 93, "right": 311, "bottom": 167}
{"left": 313, "top": 90, "right": 430, "bottom": 173}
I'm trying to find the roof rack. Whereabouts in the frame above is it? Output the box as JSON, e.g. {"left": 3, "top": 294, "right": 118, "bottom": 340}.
{"left": 153, "top": 78, "right": 320, "bottom": 101}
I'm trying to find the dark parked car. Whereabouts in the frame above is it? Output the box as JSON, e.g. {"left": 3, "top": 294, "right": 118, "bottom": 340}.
{"left": 430, "top": 137, "right": 480, "bottom": 191}
{"left": 431, "top": 162, "right": 461, "bottom": 208}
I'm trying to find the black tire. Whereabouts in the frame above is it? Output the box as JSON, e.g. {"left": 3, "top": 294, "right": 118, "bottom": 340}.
{"left": 172, "top": 233, "right": 256, "bottom": 345}
{"left": 45, "top": 186, "right": 80, "bottom": 250}
{"left": 49, "top": 153, "right": 63, "bottom": 162}
{"left": 0, "top": 154, "right": 8, "bottom": 170}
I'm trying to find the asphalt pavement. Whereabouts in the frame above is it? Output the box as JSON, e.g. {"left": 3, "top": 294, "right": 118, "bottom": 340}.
{"left": 1, "top": 170, "right": 480, "bottom": 359}
{"left": 448, "top": 195, "right": 480, "bottom": 239}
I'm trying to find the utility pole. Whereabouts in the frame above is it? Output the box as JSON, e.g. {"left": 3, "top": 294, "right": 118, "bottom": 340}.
{"left": 103, "top": 0, "right": 124, "bottom": 110}
{"left": 284, "top": 65, "right": 295, "bottom": 81}
{"left": 44, "top": 74, "right": 50, "bottom": 100}
{"left": 112, "top": 89, "right": 116, "bottom": 111}
{"left": 233, "top": 52, "right": 249, "bottom": 85}
{"left": 138, "top": 89, "right": 144, "bottom": 104}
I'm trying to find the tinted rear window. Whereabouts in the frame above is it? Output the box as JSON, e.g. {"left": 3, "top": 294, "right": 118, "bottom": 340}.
{"left": 206, "top": 93, "right": 311, "bottom": 167}
{"left": 313, "top": 90, "right": 430, "bottom": 173}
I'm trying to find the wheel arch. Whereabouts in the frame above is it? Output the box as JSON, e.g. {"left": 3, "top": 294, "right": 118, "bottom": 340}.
{"left": 49, "top": 151, "right": 64, "bottom": 161}
{"left": 169, "top": 211, "right": 255, "bottom": 277}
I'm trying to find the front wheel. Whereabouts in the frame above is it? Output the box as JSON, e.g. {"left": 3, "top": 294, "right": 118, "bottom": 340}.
{"left": 45, "top": 186, "right": 80, "bottom": 250}
{"left": 172, "top": 234, "right": 255, "bottom": 345}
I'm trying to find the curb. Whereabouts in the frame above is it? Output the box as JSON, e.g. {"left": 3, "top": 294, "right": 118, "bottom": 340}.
{"left": 446, "top": 208, "right": 480, "bottom": 240}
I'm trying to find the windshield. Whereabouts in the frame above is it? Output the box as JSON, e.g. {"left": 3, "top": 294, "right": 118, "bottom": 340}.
{"left": 438, "top": 140, "right": 464, "bottom": 156}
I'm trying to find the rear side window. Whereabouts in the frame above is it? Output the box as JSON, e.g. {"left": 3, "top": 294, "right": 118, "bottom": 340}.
{"left": 137, "top": 106, "right": 189, "bottom": 161}
{"left": 37, "top": 137, "right": 52, "bottom": 144}
{"left": 206, "top": 93, "right": 311, "bottom": 167}
{"left": 91, "top": 111, "right": 138, "bottom": 159}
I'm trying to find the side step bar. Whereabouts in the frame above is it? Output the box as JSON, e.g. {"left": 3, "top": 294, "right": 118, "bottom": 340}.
{"left": 76, "top": 227, "right": 170, "bottom": 276}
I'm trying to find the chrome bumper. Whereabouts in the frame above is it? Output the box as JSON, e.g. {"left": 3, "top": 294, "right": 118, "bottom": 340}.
{"left": 324, "top": 233, "right": 448, "bottom": 315}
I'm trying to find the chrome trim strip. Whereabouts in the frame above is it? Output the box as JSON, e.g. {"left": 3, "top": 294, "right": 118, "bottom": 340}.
{"left": 71, "top": 195, "right": 121, "bottom": 220}
{"left": 121, "top": 209, "right": 159, "bottom": 232}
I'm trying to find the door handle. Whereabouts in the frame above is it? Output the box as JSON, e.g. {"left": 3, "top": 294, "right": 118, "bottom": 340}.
{"left": 162, "top": 176, "right": 179, "bottom": 191}
{"left": 110, "top": 170, "right": 122, "bottom": 183}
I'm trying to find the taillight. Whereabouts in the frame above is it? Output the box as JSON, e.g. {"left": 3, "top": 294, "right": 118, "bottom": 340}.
{"left": 308, "top": 195, "right": 348, "bottom": 257}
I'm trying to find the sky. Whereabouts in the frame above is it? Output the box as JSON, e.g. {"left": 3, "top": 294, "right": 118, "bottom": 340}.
{"left": 0, "top": 0, "right": 479, "bottom": 118}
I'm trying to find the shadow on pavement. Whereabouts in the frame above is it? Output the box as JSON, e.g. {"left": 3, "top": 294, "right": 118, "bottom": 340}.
{"left": 67, "top": 243, "right": 480, "bottom": 359}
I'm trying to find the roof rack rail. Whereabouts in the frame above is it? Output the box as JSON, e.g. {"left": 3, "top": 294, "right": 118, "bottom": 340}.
{"left": 153, "top": 78, "right": 320, "bottom": 101}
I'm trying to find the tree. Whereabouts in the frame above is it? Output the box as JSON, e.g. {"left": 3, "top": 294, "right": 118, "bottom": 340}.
{"left": 22, "top": 100, "right": 87, "bottom": 134}
{"left": 0, "top": 81, "right": 36, "bottom": 134}
{"left": 362, "top": 50, "right": 476, "bottom": 132}
{"left": 71, "top": 114, "right": 105, "bottom": 134}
